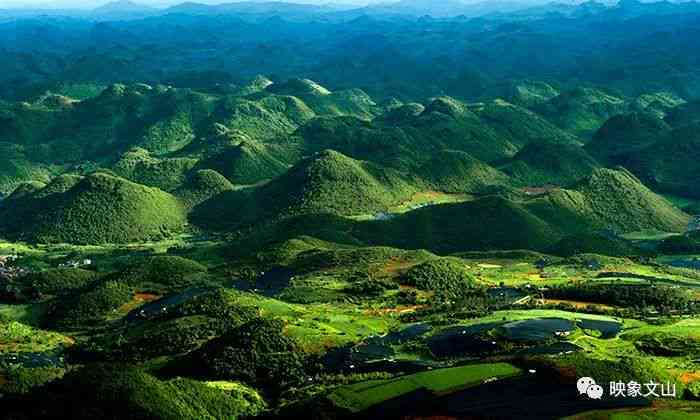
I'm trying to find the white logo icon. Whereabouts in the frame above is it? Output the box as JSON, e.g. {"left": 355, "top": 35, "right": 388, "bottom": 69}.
{"left": 577, "top": 377, "right": 596, "bottom": 395}
{"left": 577, "top": 377, "right": 604, "bottom": 399}
{"left": 586, "top": 384, "right": 604, "bottom": 399}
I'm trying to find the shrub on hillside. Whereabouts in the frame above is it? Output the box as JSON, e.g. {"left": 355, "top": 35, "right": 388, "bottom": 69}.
{"left": 187, "top": 318, "right": 308, "bottom": 396}
{"left": 50, "top": 280, "right": 133, "bottom": 328}
{"left": 403, "top": 258, "right": 477, "bottom": 300}
{"left": 118, "top": 256, "right": 207, "bottom": 291}
{"left": 21, "top": 268, "right": 99, "bottom": 297}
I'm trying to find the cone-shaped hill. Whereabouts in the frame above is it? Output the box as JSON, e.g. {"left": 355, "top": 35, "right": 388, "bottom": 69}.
{"left": 398, "top": 96, "right": 521, "bottom": 162}
{"left": 231, "top": 74, "right": 274, "bottom": 96}
{"left": 291, "top": 116, "right": 417, "bottom": 166}
{"left": 291, "top": 97, "right": 523, "bottom": 166}
{"left": 535, "top": 87, "right": 628, "bottom": 137}
{"left": 417, "top": 150, "right": 509, "bottom": 193}
{"left": 207, "top": 94, "right": 316, "bottom": 141}
{"left": 474, "top": 99, "right": 580, "bottom": 147}
{"left": 111, "top": 148, "right": 197, "bottom": 191}
{"left": 500, "top": 143, "right": 600, "bottom": 186}
{"left": 222, "top": 167, "right": 690, "bottom": 255}
{"left": 191, "top": 150, "right": 417, "bottom": 230}
{"left": 174, "top": 169, "right": 235, "bottom": 209}
{"left": 585, "top": 112, "right": 670, "bottom": 161}
{"left": 0, "top": 173, "right": 187, "bottom": 244}
{"left": 264, "top": 79, "right": 378, "bottom": 118}
{"left": 374, "top": 103, "right": 425, "bottom": 125}
{"left": 195, "top": 140, "right": 290, "bottom": 185}
{"left": 0, "top": 143, "right": 54, "bottom": 194}
{"left": 0, "top": 83, "right": 214, "bottom": 159}
{"left": 353, "top": 195, "right": 558, "bottom": 253}
{"left": 631, "top": 92, "right": 685, "bottom": 119}
{"left": 614, "top": 123, "right": 700, "bottom": 198}
{"left": 353, "top": 168, "right": 689, "bottom": 253}
{"left": 529, "top": 168, "right": 690, "bottom": 233}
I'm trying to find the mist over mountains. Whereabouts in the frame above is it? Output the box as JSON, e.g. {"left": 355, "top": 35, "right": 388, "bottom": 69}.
{"left": 1, "top": 0, "right": 699, "bottom": 101}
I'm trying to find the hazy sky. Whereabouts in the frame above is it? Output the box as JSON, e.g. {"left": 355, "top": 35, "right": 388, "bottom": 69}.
{"left": 0, "top": 0, "right": 390, "bottom": 9}
{"left": 0, "top": 0, "right": 608, "bottom": 10}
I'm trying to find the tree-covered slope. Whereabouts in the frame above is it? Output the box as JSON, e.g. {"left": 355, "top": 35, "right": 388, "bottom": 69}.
{"left": 474, "top": 99, "right": 580, "bottom": 147}
{"left": 585, "top": 112, "right": 670, "bottom": 162}
{"left": 111, "top": 148, "right": 197, "bottom": 191}
{"left": 0, "top": 172, "right": 187, "bottom": 244}
{"left": 192, "top": 150, "right": 417, "bottom": 229}
{"left": 529, "top": 167, "right": 690, "bottom": 234}
{"left": 417, "top": 150, "right": 509, "bottom": 193}
{"left": 617, "top": 123, "right": 700, "bottom": 198}
{"left": 353, "top": 195, "right": 559, "bottom": 253}
{"left": 501, "top": 143, "right": 601, "bottom": 186}
{"left": 195, "top": 140, "right": 290, "bottom": 185}
{"left": 2, "top": 364, "right": 265, "bottom": 420}
{"left": 535, "top": 87, "right": 628, "bottom": 137}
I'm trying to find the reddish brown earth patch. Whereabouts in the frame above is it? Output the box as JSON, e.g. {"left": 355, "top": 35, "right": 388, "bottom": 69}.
{"left": 116, "top": 293, "right": 162, "bottom": 315}
{"left": 680, "top": 371, "right": 700, "bottom": 384}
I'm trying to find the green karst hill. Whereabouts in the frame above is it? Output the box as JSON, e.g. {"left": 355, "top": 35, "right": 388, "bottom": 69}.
{"left": 417, "top": 150, "right": 509, "bottom": 193}
{"left": 354, "top": 195, "right": 559, "bottom": 253}
{"left": 549, "top": 232, "right": 640, "bottom": 257}
{"left": 585, "top": 112, "right": 670, "bottom": 161}
{"left": 535, "top": 87, "right": 628, "bottom": 137}
{"left": 266, "top": 78, "right": 332, "bottom": 97}
{"left": 112, "top": 148, "right": 197, "bottom": 191}
{"left": 175, "top": 169, "right": 235, "bottom": 209}
{"left": 531, "top": 167, "right": 690, "bottom": 233}
{"left": 192, "top": 150, "right": 417, "bottom": 229}
{"left": 2, "top": 364, "right": 264, "bottom": 420}
{"left": 474, "top": 99, "right": 579, "bottom": 147}
{"left": 501, "top": 143, "right": 600, "bottom": 186}
{"left": 615, "top": 123, "right": 700, "bottom": 198}
{"left": 0, "top": 172, "right": 187, "bottom": 244}
{"left": 402, "top": 257, "right": 477, "bottom": 299}
{"left": 195, "top": 140, "right": 290, "bottom": 185}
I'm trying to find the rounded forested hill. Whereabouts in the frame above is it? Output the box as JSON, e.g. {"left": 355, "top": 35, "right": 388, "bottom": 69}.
{"left": 534, "top": 87, "right": 628, "bottom": 137}
{"left": 195, "top": 140, "right": 289, "bottom": 185}
{"left": 549, "top": 232, "right": 640, "bottom": 257}
{"left": 208, "top": 94, "right": 316, "bottom": 141}
{"left": 407, "top": 96, "right": 520, "bottom": 162}
{"left": 0, "top": 172, "right": 187, "bottom": 244}
{"left": 191, "top": 150, "right": 417, "bottom": 229}
{"left": 118, "top": 255, "right": 208, "bottom": 291}
{"left": 585, "top": 112, "right": 670, "bottom": 161}
{"left": 529, "top": 167, "right": 690, "bottom": 234}
{"left": 174, "top": 169, "right": 235, "bottom": 209}
{"left": 402, "top": 257, "right": 477, "bottom": 299}
{"left": 501, "top": 143, "right": 600, "bottom": 186}
{"left": 111, "top": 148, "right": 197, "bottom": 191}
{"left": 417, "top": 150, "right": 509, "bottom": 193}
{"left": 508, "top": 81, "right": 560, "bottom": 107}
{"left": 615, "top": 123, "right": 700, "bottom": 198}
{"left": 1, "top": 364, "right": 265, "bottom": 420}
{"left": 266, "top": 78, "right": 332, "bottom": 97}
{"left": 0, "top": 143, "right": 55, "bottom": 195}
{"left": 474, "top": 99, "right": 579, "bottom": 147}
{"left": 354, "top": 195, "right": 559, "bottom": 253}
{"left": 183, "top": 318, "right": 306, "bottom": 395}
